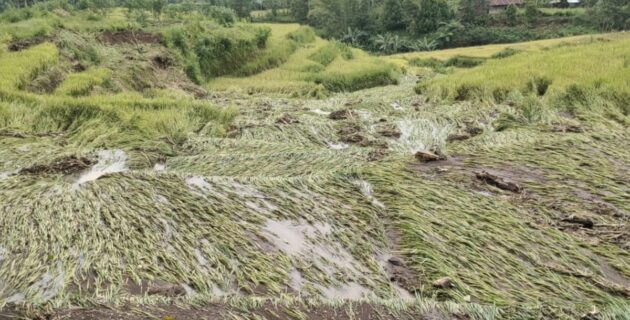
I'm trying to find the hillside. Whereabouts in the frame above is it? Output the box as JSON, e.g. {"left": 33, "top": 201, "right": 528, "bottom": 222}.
{"left": 0, "top": 6, "right": 629, "bottom": 320}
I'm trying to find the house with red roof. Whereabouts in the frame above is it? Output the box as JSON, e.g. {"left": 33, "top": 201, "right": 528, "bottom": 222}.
{"left": 489, "top": 0, "right": 525, "bottom": 12}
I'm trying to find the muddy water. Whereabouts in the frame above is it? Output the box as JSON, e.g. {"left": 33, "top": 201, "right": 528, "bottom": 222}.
{"left": 396, "top": 119, "right": 451, "bottom": 153}
{"left": 26, "top": 268, "right": 65, "bottom": 302}
{"left": 186, "top": 176, "right": 210, "bottom": 190}
{"left": 310, "top": 109, "right": 331, "bottom": 116}
{"left": 263, "top": 220, "right": 311, "bottom": 255}
{"left": 318, "top": 282, "right": 370, "bottom": 299}
{"left": 354, "top": 180, "right": 385, "bottom": 208}
{"left": 289, "top": 269, "right": 304, "bottom": 291}
{"left": 326, "top": 141, "right": 349, "bottom": 150}
{"left": 74, "top": 150, "right": 127, "bottom": 186}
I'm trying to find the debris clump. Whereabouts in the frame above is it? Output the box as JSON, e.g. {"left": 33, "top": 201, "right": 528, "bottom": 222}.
{"left": 475, "top": 171, "right": 521, "bottom": 193}
{"left": 329, "top": 109, "right": 358, "bottom": 120}
{"left": 100, "top": 30, "right": 164, "bottom": 45}
{"left": 447, "top": 126, "right": 483, "bottom": 142}
{"left": 276, "top": 113, "right": 300, "bottom": 124}
{"left": 415, "top": 147, "right": 447, "bottom": 163}
{"left": 376, "top": 123, "right": 402, "bottom": 139}
{"left": 561, "top": 215, "right": 595, "bottom": 229}
{"left": 19, "top": 155, "right": 93, "bottom": 175}
{"left": 432, "top": 277, "right": 454, "bottom": 289}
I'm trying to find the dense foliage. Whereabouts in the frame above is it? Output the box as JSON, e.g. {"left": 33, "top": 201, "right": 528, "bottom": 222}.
{"left": 1, "top": 0, "right": 627, "bottom": 53}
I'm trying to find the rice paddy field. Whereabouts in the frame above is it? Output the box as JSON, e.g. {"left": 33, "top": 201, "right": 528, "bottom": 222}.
{"left": 0, "top": 8, "right": 629, "bottom": 320}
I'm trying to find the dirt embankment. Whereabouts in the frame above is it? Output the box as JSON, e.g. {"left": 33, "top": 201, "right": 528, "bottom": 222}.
{"left": 99, "top": 30, "right": 163, "bottom": 45}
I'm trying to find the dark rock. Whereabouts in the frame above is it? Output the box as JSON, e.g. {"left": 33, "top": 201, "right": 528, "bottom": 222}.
{"left": 432, "top": 277, "right": 454, "bottom": 289}
{"left": 447, "top": 133, "right": 471, "bottom": 142}
{"left": 561, "top": 216, "right": 594, "bottom": 229}
{"left": 387, "top": 256, "right": 404, "bottom": 266}
{"left": 475, "top": 171, "right": 521, "bottom": 193}
{"left": 466, "top": 127, "right": 483, "bottom": 136}
{"left": 415, "top": 151, "right": 446, "bottom": 162}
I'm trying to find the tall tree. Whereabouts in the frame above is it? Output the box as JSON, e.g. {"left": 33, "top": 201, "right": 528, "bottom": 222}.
{"left": 458, "top": 0, "right": 488, "bottom": 26}
{"left": 381, "top": 0, "right": 405, "bottom": 31}
{"left": 416, "top": 0, "right": 452, "bottom": 33}
{"left": 289, "top": 0, "right": 308, "bottom": 22}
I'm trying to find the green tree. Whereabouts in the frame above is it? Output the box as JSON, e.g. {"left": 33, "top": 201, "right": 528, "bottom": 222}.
{"left": 308, "top": 0, "right": 344, "bottom": 36}
{"left": 505, "top": 4, "right": 518, "bottom": 26}
{"left": 402, "top": 0, "right": 420, "bottom": 34}
{"left": 416, "top": 0, "right": 452, "bottom": 33}
{"left": 525, "top": 0, "right": 538, "bottom": 26}
{"left": 590, "top": 0, "right": 630, "bottom": 31}
{"left": 458, "top": 0, "right": 488, "bottom": 26}
{"left": 151, "top": 0, "right": 165, "bottom": 19}
{"left": 381, "top": 0, "right": 405, "bottom": 31}
{"left": 289, "top": 0, "right": 309, "bottom": 22}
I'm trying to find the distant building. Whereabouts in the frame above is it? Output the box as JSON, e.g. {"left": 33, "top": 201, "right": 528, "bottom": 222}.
{"left": 489, "top": 0, "right": 525, "bottom": 12}
{"left": 549, "top": 0, "right": 581, "bottom": 7}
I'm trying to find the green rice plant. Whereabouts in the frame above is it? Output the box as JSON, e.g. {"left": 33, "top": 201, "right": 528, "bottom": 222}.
{"left": 308, "top": 42, "right": 341, "bottom": 67}
{"left": 0, "top": 42, "right": 58, "bottom": 90}
{"left": 55, "top": 68, "right": 111, "bottom": 97}
{"left": 422, "top": 37, "right": 630, "bottom": 108}
{"left": 209, "top": 28, "right": 400, "bottom": 96}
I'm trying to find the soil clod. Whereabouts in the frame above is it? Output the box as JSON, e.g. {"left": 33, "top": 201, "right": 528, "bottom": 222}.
{"left": 415, "top": 150, "right": 446, "bottom": 162}
{"left": 475, "top": 171, "right": 522, "bottom": 193}
{"left": 376, "top": 123, "right": 401, "bottom": 139}
{"left": 432, "top": 277, "right": 454, "bottom": 289}
{"left": 147, "top": 283, "right": 186, "bottom": 297}
{"left": 367, "top": 149, "right": 389, "bottom": 161}
{"left": 387, "top": 256, "right": 404, "bottom": 266}
{"left": 276, "top": 113, "right": 300, "bottom": 124}
{"left": 329, "top": 109, "right": 358, "bottom": 120}
{"left": 561, "top": 215, "right": 595, "bottom": 229}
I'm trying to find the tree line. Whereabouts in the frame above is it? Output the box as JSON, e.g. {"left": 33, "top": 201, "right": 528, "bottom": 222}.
{"left": 1, "top": 0, "right": 628, "bottom": 52}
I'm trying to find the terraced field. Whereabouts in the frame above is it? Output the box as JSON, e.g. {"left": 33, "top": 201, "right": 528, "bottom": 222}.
{"left": 0, "top": 15, "right": 629, "bottom": 320}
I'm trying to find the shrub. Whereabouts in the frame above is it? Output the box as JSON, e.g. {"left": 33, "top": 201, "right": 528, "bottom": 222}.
{"left": 286, "top": 26, "right": 316, "bottom": 44}
{"left": 491, "top": 48, "right": 521, "bottom": 59}
{"left": 203, "top": 6, "right": 237, "bottom": 27}
{"left": 444, "top": 56, "right": 485, "bottom": 68}
{"left": 309, "top": 43, "right": 340, "bottom": 66}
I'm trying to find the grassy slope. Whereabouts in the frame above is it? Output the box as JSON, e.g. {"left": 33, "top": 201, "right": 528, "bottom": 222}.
{"left": 208, "top": 24, "right": 400, "bottom": 96}
{"left": 0, "top": 14, "right": 628, "bottom": 320}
